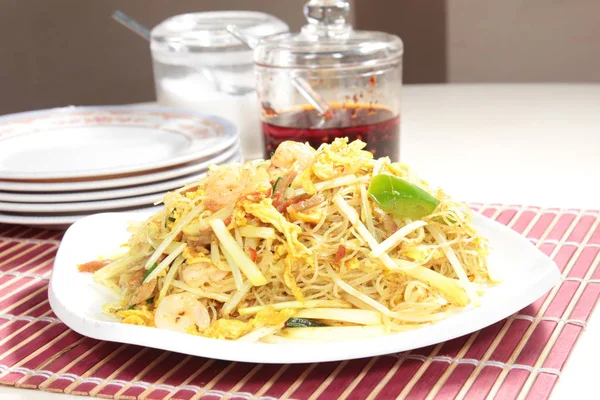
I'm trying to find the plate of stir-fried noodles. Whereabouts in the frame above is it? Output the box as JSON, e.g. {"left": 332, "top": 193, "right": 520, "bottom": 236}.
{"left": 50, "top": 139, "right": 560, "bottom": 363}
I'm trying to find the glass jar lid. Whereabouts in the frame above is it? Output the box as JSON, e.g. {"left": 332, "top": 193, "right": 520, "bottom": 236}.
{"left": 254, "top": 0, "right": 403, "bottom": 69}
{"left": 151, "top": 11, "right": 288, "bottom": 54}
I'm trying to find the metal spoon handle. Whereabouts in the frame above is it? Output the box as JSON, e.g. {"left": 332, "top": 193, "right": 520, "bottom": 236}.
{"left": 289, "top": 76, "right": 331, "bottom": 116}
{"left": 111, "top": 10, "right": 151, "bottom": 40}
{"left": 225, "top": 25, "right": 260, "bottom": 49}
{"left": 225, "top": 25, "right": 332, "bottom": 116}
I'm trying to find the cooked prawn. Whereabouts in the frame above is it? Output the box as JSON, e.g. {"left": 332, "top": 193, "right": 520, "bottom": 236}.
{"left": 203, "top": 162, "right": 272, "bottom": 212}
{"left": 203, "top": 164, "right": 248, "bottom": 211}
{"left": 181, "top": 263, "right": 229, "bottom": 288}
{"left": 269, "top": 141, "right": 315, "bottom": 174}
{"left": 154, "top": 293, "right": 210, "bottom": 333}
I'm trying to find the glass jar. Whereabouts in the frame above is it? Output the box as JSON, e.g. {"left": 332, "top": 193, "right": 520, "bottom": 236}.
{"left": 254, "top": 1, "right": 403, "bottom": 160}
{"left": 151, "top": 12, "right": 289, "bottom": 159}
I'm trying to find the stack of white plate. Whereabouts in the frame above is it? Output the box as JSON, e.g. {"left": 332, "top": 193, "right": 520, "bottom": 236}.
{"left": 0, "top": 105, "right": 241, "bottom": 229}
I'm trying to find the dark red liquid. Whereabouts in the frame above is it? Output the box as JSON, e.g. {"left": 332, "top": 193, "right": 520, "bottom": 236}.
{"left": 262, "top": 105, "right": 400, "bottom": 160}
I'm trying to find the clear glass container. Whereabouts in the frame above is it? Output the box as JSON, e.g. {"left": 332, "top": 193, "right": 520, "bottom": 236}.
{"left": 151, "top": 11, "right": 289, "bottom": 158}
{"left": 254, "top": 1, "right": 403, "bottom": 160}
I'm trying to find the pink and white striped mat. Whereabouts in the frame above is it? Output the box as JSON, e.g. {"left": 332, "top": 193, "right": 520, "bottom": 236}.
{"left": 0, "top": 204, "right": 598, "bottom": 399}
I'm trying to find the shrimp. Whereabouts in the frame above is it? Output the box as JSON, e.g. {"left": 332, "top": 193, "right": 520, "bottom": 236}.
{"left": 203, "top": 164, "right": 248, "bottom": 211}
{"left": 203, "top": 163, "right": 272, "bottom": 212}
{"left": 181, "top": 263, "right": 229, "bottom": 288}
{"left": 269, "top": 141, "right": 315, "bottom": 175}
{"left": 154, "top": 293, "right": 210, "bottom": 333}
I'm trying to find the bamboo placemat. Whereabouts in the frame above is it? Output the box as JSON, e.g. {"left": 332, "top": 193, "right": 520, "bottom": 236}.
{"left": 0, "top": 204, "right": 598, "bottom": 399}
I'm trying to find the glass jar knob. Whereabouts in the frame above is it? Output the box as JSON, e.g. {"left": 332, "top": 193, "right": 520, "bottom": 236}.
{"left": 301, "top": 0, "right": 351, "bottom": 38}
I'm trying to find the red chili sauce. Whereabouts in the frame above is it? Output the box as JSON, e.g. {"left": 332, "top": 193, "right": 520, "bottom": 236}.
{"left": 261, "top": 104, "right": 400, "bottom": 160}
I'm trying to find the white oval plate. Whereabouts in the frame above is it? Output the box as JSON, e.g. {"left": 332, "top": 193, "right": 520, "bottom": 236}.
{"left": 0, "top": 151, "right": 241, "bottom": 203}
{"left": 0, "top": 142, "right": 241, "bottom": 193}
{"left": 0, "top": 172, "right": 207, "bottom": 204}
{"left": 49, "top": 211, "right": 561, "bottom": 364}
{"left": 0, "top": 206, "right": 161, "bottom": 229}
{"left": 0, "top": 190, "right": 168, "bottom": 213}
{"left": 0, "top": 105, "right": 238, "bottom": 180}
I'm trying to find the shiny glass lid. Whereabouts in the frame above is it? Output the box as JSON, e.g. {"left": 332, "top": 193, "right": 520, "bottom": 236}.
{"left": 254, "top": 0, "right": 403, "bottom": 69}
{"left": 151, "top": 11, "right": 288, "bottom": 53}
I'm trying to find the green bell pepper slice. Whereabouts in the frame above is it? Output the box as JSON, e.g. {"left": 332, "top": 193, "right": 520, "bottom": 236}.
{"left": 368, "top": 174, "right": 440, "bottom": 219}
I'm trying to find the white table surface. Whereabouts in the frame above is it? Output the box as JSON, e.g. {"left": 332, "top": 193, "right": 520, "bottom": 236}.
{"left": 2, "top": 83, "right": 599, "bottom": 399}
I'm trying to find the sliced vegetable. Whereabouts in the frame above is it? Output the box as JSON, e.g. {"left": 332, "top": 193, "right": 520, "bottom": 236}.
{"left": 220, "top": 244, "right": 244, "bottom": 290}
{"left": 285, "top": 317, "right": 329, "bottom": 328}
{"left": 369, "top": 220, "right": 427, "bottom": 257}
{"left": 334, "top": 195, "right": 470, "bottom": 307}
{"left": 163, "top": 241, "right": 185, "bottom": 254}
{"left": 427, "top": 225, "right": 479, "bottom": 305}
{"left": 392, "top": 263, "right": 468, "bottom": 307}
{"left": 210, "top": 241, "right": 229, "bottom": 271}
{"left": 272, "top": 172, "right": 297, "bottom": 209}
{"left": 142, "top": 263, "right": 158, "bottom": 282}
{"left": 360, "top": 184, "right": 376, "bottom": 235}
{"left": 93, "top": 253, "right": 147, "bottom": 282}
{"left": 146, "top": 202, "right": 204, "bottom": 269}
{"left": 143, "top": 242, "right": 186, "bottom": 283}
{"left": 157, "top": 255, "right": 184, "bottom": 302}
{"left": 222, "top": 281, "right": 252, "bottom": 316}
{"left": 294, "top": 174, "right": 359, "bottom": 197}
{"left": 334, "top": 195, "right": 400, "bottom": 272}
{"left": 368, "top": 174, "right": 439, "bottom": 219}
{"left": 238, "top": 226, "right": 276, "bottom": 239}
{"left": 271, "top": 177, "right": 282, "bottom": 194}
{"left": 333, "top": 276, "right": 395, "bottom": 318}
{"left": 170, "top": 280, "right": 230, "bottom": 302}
{"left": 182, "top": 204, "right": 234, "bottom": 236}
{"left": 210, "top": 218, "right": 267, "bottom": 286}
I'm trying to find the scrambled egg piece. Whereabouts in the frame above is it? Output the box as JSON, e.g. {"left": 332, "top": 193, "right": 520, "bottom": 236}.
{"left": 283, "top": 257, "right": 305, "bottom": 301}
{"left": 184, "top": 187, "right": 205, "bottom": 200}
{"left": 233, "top": 207, "right": 248, "bottom": 227}
{"left": 203, "top": 319, "right": 251, "bottom": 340}
{"left": 298, "top": 167, "right": 317, "bottom": 195}
{"left": 252, "top": 307, "right": 296, "bottom": 327}
{"left": 386, "top": 162, "right": 410, "bottom": 179}
{"left": 345, "top": 258, "right": 360, "bottom": 270}
{"left": 117, "top": 307, "right": 154, "bottom": 327}
{"left": 312, "top": 138, "right": 373, "bottom": 180}
{"left": 287, "top": 208, "right": 324, "bottom": 224}
{"left": 472, "top": 237, "right": 490, "bottom": 256}
{"left": 201, "top": 309, "right": 296, "bottom": 340}
{"left": 183, "top": 247, "right": 211, "bottom": 265}
{"left": 241, "top": 199, "right": 310, "bottom": 257}
{"left": 402, "top": 246, "right": 443, "bottom": 262}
